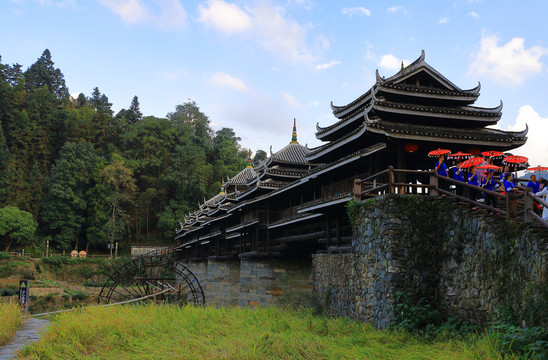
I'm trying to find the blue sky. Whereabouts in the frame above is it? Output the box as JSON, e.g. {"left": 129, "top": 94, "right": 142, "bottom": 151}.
{"left": 1, "top": 0, "right": 548, "bottom": 167}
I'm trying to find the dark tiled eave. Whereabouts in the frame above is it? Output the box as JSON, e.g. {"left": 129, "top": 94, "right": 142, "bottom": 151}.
{"left": 378, "top": 83, "right": 480, "bottom": 101}
{"left": 372, "top": 100, "right": 502, "bottom": 122}
{"left": 366, "top": 120, "right": 527, "bottom": 146}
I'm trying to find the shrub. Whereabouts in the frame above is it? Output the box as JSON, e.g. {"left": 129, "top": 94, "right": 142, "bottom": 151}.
{"left": 490, "top": 323, "right": 548, "bottom": 359}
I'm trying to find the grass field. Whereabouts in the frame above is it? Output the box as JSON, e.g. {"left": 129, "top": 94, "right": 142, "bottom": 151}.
{"left": 15, "top": 304, "right": 515, "bottom": 360}
{"left": 0, "top": 302, "right": 23, "bottom": 345}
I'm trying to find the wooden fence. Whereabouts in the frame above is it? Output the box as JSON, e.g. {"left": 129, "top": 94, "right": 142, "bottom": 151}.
{"left": 354, "top": 166, "right": 548, "bottom": 229}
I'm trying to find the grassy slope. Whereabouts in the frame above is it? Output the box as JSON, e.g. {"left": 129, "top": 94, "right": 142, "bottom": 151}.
{"left": 18, "top": 304, "right": 509, "bottom": 360}
{"left": 0, "top": 303, "right": 23, "bottom": 345}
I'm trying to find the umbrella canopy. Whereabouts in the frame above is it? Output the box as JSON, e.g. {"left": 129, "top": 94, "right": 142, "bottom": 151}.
{"left": 460, "top": 157, "right": 484, "bottom": 169}
{"left": 503, "top": 155, "right": 528, "bottom": 165}
{"left": 526, "top": 166, "right": 548, "bottom": 172}
{"left": 477, "top": 164, "right": 502, "bottom": 170}
{"left": 481, "top": 151, "right": 505, "bottom": 159}
{"left": 447, "top": 152, "right": 473, "bottom": 160}
{"left": 428, "top": 148, "right": 451, "bottom": 158}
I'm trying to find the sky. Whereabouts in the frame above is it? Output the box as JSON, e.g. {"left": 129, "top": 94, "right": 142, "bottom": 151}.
{"left": 1, "top": 0, "right": 548, "bottom": 169}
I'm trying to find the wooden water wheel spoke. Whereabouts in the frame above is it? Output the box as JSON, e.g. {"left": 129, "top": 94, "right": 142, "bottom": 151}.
{"left": 99, "top": 254, "right": 205, "bottom": 306}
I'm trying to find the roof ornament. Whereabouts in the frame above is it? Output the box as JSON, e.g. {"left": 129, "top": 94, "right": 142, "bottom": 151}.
{"left": 246, "top": 149, "right": 253, "bottom": 168}
{"left": 220, "top": 182, "right": 225, "bottom": 194}
{"left": 401, "top": 61, "right": 404, "bottom": 72}
{"left": 291, "top": 118, "right": 298, "bottom": 143}
{"left": 375, "top": 69, "right": 385, "bottom": 84}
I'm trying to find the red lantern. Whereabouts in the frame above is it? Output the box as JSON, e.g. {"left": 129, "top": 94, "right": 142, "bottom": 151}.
{"left": 404, "top": 142, "right": 419, "bottom": 153}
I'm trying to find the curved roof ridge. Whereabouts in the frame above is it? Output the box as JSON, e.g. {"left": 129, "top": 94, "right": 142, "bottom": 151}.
{"left": 379, "top": 50, "right": 463, "bottom": 92}
{"left": 462, "top": 100, "right": 503, "bottom": 113}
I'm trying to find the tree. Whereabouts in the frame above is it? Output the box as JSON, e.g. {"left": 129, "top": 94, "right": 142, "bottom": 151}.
{"left": 98, "top": 156, "right": 137, "bottom": 248}
{"left": 24, "top": 49, "right": 69, "bottom": 100}
{"left": 41, "top": 141, "right": 98, "bottom": 250}
{"left": 167, "top": 100, "right": 213, "bottom": 150}
{"left": 0, "top": 205, "right": 37, "bottom": 251}
{"left": 253, "top": 149, "right": 268, "bottom": 166}
{"left": 40, "top": 141, "right": 98, "bottom": 251}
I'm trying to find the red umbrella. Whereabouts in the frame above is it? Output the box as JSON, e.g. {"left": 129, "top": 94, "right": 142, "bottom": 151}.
{"left": 460, "top": 157, "right": 484, "bottom": 169}
{"left": 428, "top": 148, "right": 451, "bottom": 158}
{"left": 526, "top": 166, "right": 548, "bottom": 172}
{"left": 477, "top": 164, "right": 502, "bottom": 170}
{"left": 503, "top": 155, "right": 528, "bottom": 165}
{"left": 447, "top": 152, "right": 473, "bottom": 160}
{"left": 481, "top": 151, "right": 505, "bottom": 159}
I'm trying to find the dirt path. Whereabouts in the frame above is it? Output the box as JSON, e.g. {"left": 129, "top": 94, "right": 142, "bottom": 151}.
{"left": 0, "top": 318, "right": 50, "bottom": 359}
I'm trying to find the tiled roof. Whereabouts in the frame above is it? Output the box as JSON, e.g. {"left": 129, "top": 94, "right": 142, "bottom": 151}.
{"left": 228, "top": 166, "right": 258, "bottom": 185}
{"left": 270, "top": 142, "right": 309, "bottom": 164}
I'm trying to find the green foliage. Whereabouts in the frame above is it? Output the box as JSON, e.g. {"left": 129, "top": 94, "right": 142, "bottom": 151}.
{"left": 0, "top": 205, "right": 37, "bottom": 251}
{"left": 489, "top": 323, "right": 548, "bottom": 359}
{"left": 346, "top": 198, "right": 367, "bottom": 227}
{"left": 389, "top": 292, "right": 478, "bottom": 339}
{"left": 0, "top": 51, "right": 256, "bottom": 248}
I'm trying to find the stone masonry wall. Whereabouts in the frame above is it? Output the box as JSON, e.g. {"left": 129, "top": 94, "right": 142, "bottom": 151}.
{"left": 313, "top": 195, "right": 547, "bottom": 329}
{"left": 182, "top": 258, "right": 313, "bottom": 307}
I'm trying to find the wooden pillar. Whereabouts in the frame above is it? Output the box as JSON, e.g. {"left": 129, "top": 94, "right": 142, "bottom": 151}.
{"left": 506, "top": 192, "right": 518, "bottom": 221}
{"left": 325, "top": 216, "right": 331, "bottom": 249}
{"left": 429, "top": 172, "right": 438, "bottom": 197}
{"left": 354, "top": 178, "right": 362, "bottom": 202}
{"left": 388, "top": 165, "right": 395, "bottom": 194}
{"left": 336, "top": 214, "right": 341, "bottom": 247}
{"left": 524, "top": 188, "right": 533, "bottom": 223}
{"left": 255, "top": 226, "right": 259, "bottom": 252}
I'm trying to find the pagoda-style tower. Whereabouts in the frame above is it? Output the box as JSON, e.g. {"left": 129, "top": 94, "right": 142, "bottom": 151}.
{"left": 307, "top": 50, "right": 527, "bottom": 170}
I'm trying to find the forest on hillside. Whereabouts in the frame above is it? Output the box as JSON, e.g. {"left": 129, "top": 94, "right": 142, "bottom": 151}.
{"left": 0, "top": 49, "right": 267, "bottom": 254}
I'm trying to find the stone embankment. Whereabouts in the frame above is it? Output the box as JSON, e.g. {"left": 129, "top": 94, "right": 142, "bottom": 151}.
{"left": 313, "top": 195, "right": 547, "bottom": 329}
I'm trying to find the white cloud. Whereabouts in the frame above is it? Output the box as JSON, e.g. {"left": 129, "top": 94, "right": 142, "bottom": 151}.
{"left": 505, "top": 105, "right": 548, "bottom": 167}
{"left": 315, "top": 60, "right": 341, "bottom": 70}
{"left": 309, "top": 101, "right": 319, "bottom": 106}
{"left": 469, "top": 32, "right": 548, "bottom": 87}
{"left": 210, "top": 72, "right": 249, "bottom": 92}
{"left": 280, "top": 91, "right": 299, "bottom": 107}
{"left": 341, "top": 7, "right": 371, "bottom": 18}
{"left": 469, "top": 11, "right": 479, "bottom": 18}
{"left": 387, "top": 5, "right": 408, "bottom": 14}
{"left": 197, "top": 0, "right": 251, "bottom": 34}
{"left": 439, "top": 17, "right": 449, "bottom": 24}
{"left": 196, "top": 0, "right": 316, "bottom": 64}
{"left": 250, "top": 3, "right": 315, "bottom": 64}
{"left": 378, "top": 54, "right": 410, "bottom": 71}
{"left": 99, "top": 0, "right": 149, "bottom": 24}
{"left": 99, "top": 0, "right": 187, "bottom": 29}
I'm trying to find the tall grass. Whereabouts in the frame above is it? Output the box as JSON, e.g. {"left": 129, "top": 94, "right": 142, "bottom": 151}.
{"left": 18, "top": 304, "right": 516, "bottom": 360}
{"left": 0, "top": 302, "right": 23, "bottom": 345}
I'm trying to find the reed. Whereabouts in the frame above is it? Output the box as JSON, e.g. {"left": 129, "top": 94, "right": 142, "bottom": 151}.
{"left": 20, "top": 304, "right": 515, "bottom": 359}
{"left": 0, "top": 302, "right": 23, "bottom": 345}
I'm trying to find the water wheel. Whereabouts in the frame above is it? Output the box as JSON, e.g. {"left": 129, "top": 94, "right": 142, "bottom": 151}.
{"left": 98, "top": 254, "right": 205, "bottom": 306}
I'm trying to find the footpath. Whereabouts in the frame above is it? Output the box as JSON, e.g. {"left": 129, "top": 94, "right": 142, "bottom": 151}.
{"left": 0, "top": 318, "right": 50, "bottom": 360}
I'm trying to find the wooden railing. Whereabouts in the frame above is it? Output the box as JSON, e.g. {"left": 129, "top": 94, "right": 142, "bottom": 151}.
{"left": 354, "top": 166, "right": 548, "bottom": 229}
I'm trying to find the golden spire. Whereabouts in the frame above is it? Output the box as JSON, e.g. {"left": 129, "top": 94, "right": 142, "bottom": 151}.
{"left": 291, "top": 118, "right": 298, "bottom": 144}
